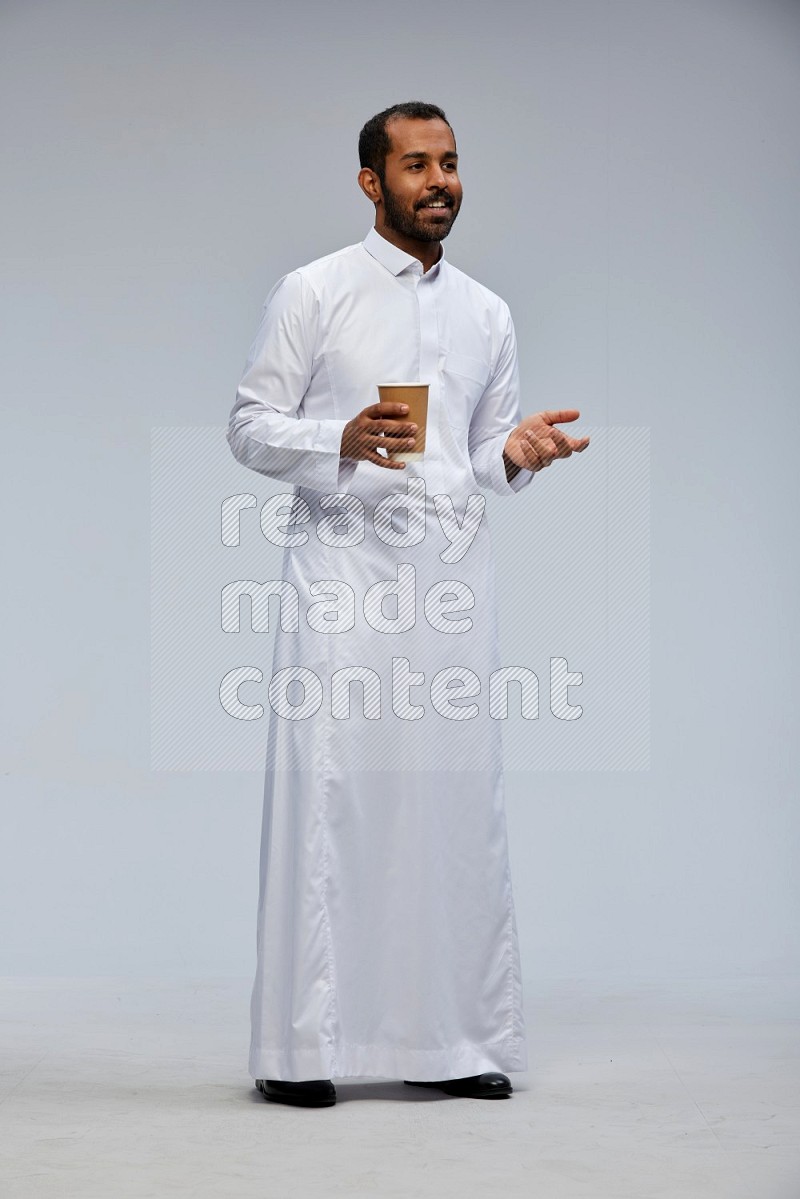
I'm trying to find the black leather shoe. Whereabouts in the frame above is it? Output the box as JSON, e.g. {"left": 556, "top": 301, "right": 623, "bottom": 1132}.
{"left": 255, "top": 1078, "right": 336, "bottom": 1107}
{"left": 403, "top": 1071, "right": 512, "bottom": 1098}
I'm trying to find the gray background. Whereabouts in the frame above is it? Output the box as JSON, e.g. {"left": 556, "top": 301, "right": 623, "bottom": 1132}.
{"left": 2, "top": 0, "right": 798, "bottom": 985}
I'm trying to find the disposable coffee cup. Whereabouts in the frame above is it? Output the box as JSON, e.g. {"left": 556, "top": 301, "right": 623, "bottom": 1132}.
{"left": 377, "top": 382, "right": 428, "bottom": 462}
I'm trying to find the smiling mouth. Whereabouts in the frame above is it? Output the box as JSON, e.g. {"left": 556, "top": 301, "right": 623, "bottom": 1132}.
{"left": 419, "top": 202, "right": 452, "bottom": 212}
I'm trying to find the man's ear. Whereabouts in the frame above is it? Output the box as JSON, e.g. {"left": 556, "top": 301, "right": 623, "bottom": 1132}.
{"left": 358, "top": 167, "right": 382, "bottom": 206}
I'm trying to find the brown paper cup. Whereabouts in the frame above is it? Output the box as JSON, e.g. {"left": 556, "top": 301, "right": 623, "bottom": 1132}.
{"left": 378, "top": 382, "right": 429, "bottom": 462}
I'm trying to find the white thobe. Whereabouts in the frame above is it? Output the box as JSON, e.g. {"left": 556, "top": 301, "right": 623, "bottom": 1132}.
{"left": 228, "top": 225, "right": 535, "bottom": 1082}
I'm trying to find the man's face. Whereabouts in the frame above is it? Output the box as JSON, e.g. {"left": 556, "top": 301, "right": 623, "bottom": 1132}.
{"left": 378, "top": 117, "right": 462, "bottom": 242}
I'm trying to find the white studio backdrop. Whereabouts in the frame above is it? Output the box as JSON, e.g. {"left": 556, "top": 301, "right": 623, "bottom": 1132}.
{"left": 1, "top": 0, "right": 798, "bottom": 984}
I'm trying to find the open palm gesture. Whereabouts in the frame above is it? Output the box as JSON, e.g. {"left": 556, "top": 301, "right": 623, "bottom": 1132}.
{"left": 504, "top": 409, "right": 590, "bottom": 473}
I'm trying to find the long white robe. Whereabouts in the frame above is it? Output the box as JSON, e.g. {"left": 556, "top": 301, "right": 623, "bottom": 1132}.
{"left": 228, "top": 226, "right": 534, "bottom": 1081}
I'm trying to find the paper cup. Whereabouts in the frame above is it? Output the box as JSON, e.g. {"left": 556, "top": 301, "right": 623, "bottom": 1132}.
{"left": 378, "top": 382, "right": 429, "bottom": 462}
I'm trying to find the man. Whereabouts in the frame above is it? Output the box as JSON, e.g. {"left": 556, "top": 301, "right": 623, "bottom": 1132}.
{"left": 227, "top": 101, "right": 589, "bottom": 1108}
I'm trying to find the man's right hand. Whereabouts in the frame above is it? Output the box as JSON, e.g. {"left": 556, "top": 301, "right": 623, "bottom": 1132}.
{"left": 340, "top": 402, "right": 418, "bottom": 470}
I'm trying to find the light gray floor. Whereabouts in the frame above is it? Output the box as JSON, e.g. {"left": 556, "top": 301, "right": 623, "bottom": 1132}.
{"left": 1, "top": 976, "right": 798, "bottom": 1198}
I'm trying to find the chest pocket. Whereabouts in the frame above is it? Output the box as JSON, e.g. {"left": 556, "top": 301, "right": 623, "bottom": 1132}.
{"left": 441, "top": 350, "right": 492, "bottom": 430}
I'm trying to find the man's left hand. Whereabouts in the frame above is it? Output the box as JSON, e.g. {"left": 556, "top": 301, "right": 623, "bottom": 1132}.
{"left": 503, "top": 409, "right": 590, "bottom": 474}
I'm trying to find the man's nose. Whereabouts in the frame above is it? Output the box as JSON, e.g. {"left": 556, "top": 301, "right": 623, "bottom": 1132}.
{"left": 428, "top": 164, "right": 448, "bottom": 189}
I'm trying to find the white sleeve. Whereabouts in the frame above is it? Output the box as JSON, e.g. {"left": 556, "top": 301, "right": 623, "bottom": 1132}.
{"left": 227, "top": 270, "right": 357, "bottom": 493}
{"left": 467, "top": 303, "right": 535, "bottom": 497}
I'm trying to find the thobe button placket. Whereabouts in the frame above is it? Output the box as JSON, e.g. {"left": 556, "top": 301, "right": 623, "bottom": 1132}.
{"left": 415, "top": 263, "right": 445, "bottom": 496}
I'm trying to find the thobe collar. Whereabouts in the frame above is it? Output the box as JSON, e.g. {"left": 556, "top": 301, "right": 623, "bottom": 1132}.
{"left": 363, "top": 225, "right": 446, "bottom": 279}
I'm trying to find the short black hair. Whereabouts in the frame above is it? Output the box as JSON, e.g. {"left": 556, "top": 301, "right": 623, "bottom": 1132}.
{"left": 358, "top": 102, "right": 454, "bottom": 183}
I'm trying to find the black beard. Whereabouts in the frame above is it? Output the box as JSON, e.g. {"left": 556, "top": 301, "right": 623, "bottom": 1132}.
{"left": 381, "top": 182, "right": 459, "bottom": 242}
